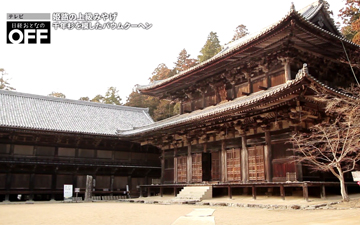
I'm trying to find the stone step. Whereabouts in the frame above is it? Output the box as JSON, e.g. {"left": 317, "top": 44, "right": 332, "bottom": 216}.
{"left": 175, "top": 186, "right": 212, "bottom": 201}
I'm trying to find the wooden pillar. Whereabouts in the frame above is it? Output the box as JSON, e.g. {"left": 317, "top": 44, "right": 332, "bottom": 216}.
{"left": 160, "top": 150, "right": 165, "bottom": 184}
{"left": 110, "top": 175, "right": 114, "bottom": 195}
{"left": 147, "top": 187, "right": 151, "bottom": 197}
{"left": 74, "top": 174, "right": 78, "bottom": 189}
{"left": 241, "top": 136, "right": 249, "bottom": 183}
{"left": 139, "top": 186, "right": 143, "bottom": 197}
{"left": 202, "top": 93, "right": 206, "bottom": 109}
{"left": 127, "top": 176, "right": 131, "bottom": 197}
{"left": 174, "top": 187, "right": 177, "bottom": 197}
{"left": 228, "top": 186, "right": 232, "bottom": 199}
{"left": 264, "top": 130, "right": 272, "bottom": 182}
{"left": 221, "top": 140, "right": 227, "bottom": 182}
{"left": 266, "top": 73, "right": 271, "bottom": 88}
{"left": 4, "top": 171, "right": 12, "bottom": 202}
{"left": 303, "top": 182, "right": 309, "bottom": 202}
{"left": 215, "top": 87, "right": 220, "bottom": 104}
{"left": 246, "top": 72, "right": 253, "bottom": 94}
{"left": 50, "top": 168, "right": 57, "bottom": 201}
{"left": 252, "top": 185, "right": 256, "bottom": 200}
{"left": 52, "top": 149, "right": 59, "bottom": 200}
{"left": 190, "top": 100, "right": 194, "bottom": 112}
{"left": 174, "top": 148, "right": 178, "bottom": 184}
{"left": 73, "top": 168, "right": 79, "bottom": 190}
{"left": 160, "top": 187, "right": 163, "bottom": 197}
{"left": 320, "top": 185, "right": 326, "bottom": 199}
{"left": 29, "top": 174, "right": 35, "bottom": 201}
{"left": 231, "top": 82, "right": 236, "bottom": 99}
{"left": 284, "top": 58, "right": 292, "bottom": 82}
{"left": 296, "top": 162, "right": 303, "bottom": 181}
{"left": 280, "top": 185, "right": 285, "bottom": 200}
{"left": 187, "top": 142, "right": 192, "bottom": 184}
{"left": 180, "top": 101, "right": 184, "bottom": 114}
{"left": 29, "top": 167, "right": 36, "bottom": 201}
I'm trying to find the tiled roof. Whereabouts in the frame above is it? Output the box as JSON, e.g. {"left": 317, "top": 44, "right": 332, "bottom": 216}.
{"left": 120, "top": 65, "right": 352, "bottom": 137}
{"left": 298, "top": 0, "right": 340, "bottom": 35}
{"left": 0, "top": 89, "right": 154, "bottom": 136}
{"left": 298, "top": 0, "right": 323, "bottom": 20}
{"left": 137, "top": 1, "right": 353, "bottom": 92}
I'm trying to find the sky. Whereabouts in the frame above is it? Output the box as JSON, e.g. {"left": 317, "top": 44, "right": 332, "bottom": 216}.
{"left": 1, "top": 0, "right": 346, "bottom": 102}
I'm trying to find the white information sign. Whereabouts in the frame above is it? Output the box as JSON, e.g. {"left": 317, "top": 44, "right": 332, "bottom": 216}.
{"left": 64, "top": 184, "right": 73, "bottom": 201}
{"left": 351, "top": 171, "right": 360, "bottom": 181}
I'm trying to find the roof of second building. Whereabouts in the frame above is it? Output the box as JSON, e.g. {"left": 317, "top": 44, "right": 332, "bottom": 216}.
{"left": 0, "top": 89, "right": 154, "bottom": 136}
{"left": 119, "top": 64, "right": 352, "bottom": 138}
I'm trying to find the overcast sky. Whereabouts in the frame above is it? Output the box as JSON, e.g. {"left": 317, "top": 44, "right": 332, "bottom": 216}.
{"left": 1, "top": 0, "right": 346, "bottom": 102}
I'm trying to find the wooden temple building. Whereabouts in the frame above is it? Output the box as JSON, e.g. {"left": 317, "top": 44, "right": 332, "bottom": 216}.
{"left": 1, "top": 1, "right": 360, "bottom": 202}
{"left": 117, "top": 1, "right": 360, "bottom": 199}
{"left": 0, "top": 91, "right": 160, "bottom": 201}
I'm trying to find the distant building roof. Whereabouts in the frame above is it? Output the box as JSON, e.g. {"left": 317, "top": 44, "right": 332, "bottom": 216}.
{"left": 0, "top": 89, "right": 154, "bottom": 136}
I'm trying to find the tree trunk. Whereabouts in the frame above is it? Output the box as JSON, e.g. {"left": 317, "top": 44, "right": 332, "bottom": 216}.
{"left": 338, "top": 170, "right": 350, "bottom": 202}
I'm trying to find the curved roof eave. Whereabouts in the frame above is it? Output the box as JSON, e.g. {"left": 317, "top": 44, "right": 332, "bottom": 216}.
{"left": 137, "top": 5, "right": 358, "bottom": 94}
{"left": 121, "top": 64, "right": 352, "bottom": 138}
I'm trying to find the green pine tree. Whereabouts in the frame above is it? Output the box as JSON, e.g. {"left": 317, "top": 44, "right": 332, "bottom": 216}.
{"left": 174, "top": 49, "right": 198, "bottom": 74}
{"left": 198, "top": 32, "right": 222, "bottom": 63}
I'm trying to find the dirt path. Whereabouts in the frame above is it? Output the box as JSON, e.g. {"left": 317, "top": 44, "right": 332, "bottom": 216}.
{"left": 0, "top": 202, "right": 359, "bottom": 225}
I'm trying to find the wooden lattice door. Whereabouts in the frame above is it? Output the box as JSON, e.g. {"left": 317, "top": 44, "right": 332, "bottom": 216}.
{"left": 211, "top": 151, "right": 220, "bottom": 181}
{"left": 227, "top": 148, "right": 241, "bottom": 181}
{"left": 192, "top": 153, "right": 202, "bottom": 183}
{"left": 177, "top": 156, "right": 187, "bottom": 183}
{"left": 248, "top": 146, "right": 265, "bottom": 181}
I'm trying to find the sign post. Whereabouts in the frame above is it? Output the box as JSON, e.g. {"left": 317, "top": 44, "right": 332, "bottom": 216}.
{"left": 63, "top": 184, "right": 73, "bottom": 202}
{"left": 75, "top": 188, "right": 80, "bottom": 202}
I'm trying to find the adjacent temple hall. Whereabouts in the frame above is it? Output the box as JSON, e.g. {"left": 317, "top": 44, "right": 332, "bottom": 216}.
{"left": 1, "top": 0, "right": 360, "bottom": 201}
{"left": 0, "top": 92, "right": 160, "bottom": 201}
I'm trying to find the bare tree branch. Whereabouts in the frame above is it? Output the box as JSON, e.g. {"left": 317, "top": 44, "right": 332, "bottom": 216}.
{"left": 290, "top": 85, "right": 360, "bottom": 202}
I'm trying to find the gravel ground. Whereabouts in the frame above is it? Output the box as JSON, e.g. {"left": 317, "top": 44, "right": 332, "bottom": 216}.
{"left": 0, "top": 198, "right": 359, "bottom": 225}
